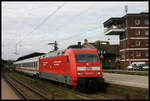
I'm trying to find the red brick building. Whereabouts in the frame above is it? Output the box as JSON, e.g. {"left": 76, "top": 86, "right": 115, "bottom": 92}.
{"left": 103, "top": 12, "right": 149, "bottom": 69}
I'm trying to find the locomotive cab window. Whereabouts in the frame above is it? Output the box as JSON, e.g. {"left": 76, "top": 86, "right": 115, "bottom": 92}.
{"left": 67, "top": 56, "right": 69, "bottom": 63}
{"left": 75, "top": 54, "right": 99, "bottom": 62}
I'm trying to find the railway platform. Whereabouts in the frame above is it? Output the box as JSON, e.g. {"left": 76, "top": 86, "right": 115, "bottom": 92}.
{"left": 1, "top": 77, "right": 20, "bottom": 100}
{"left": 103, "top": 73, "right": 148, "bottom": 89}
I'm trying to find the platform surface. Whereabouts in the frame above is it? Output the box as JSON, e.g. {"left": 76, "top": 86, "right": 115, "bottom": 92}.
{"left": 103, "top": 72, "right": 148, "bottom": 89}
{"left": 1, "top": 77, "right": 20, "bottom": 100}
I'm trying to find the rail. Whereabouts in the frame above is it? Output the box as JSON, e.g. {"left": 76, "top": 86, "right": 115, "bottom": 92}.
{"left": 3, "top": 73, "right": 51, "bottom": 100}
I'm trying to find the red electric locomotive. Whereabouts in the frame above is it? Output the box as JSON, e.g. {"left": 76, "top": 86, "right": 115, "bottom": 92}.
{"left": 14, "top": 48, "right": 104, "bottom": 91}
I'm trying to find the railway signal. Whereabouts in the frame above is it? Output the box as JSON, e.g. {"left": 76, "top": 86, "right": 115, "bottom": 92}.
{"left": 48, "top": 41, "right": 58, "bottom": 52}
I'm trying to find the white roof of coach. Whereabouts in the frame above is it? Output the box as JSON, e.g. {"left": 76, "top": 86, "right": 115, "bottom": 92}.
{"left": 14, "top": 55, "right": 42, "bottom": 64}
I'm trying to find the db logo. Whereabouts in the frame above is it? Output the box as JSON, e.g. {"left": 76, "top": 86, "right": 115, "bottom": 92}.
{"left": 86, "top": 63, "right": 89, "bottom": 66}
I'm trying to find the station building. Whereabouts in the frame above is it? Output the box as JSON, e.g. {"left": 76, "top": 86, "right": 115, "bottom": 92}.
{"left": 68, "top": 39, "right": 120, "bottom": 69}
{"left": 103, "top": 12, "right": 149, "bottom": 69}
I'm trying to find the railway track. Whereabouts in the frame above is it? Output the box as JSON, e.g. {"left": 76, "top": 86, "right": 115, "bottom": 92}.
{"left": 5, "top": 72, "right": 123, "bottom": 100}
{"left": 7, "top": 71, "right": 147, "bottom": 100}
{"left": 39, "top": 77, "right": 123, "bottom": 100}
{"left": 3, "top": 73, "right": 52, "bottom": 100}
{"left": 2, "top": 73, "right": 148, "bottom": 100}
{"left": 7, "top": 71, "right": 122, "bottom": 100}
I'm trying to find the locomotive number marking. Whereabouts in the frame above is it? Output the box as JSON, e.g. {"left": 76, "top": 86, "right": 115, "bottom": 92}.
{"left": 53, "top": 61, "right": 62, "bottom": 63}
{"left": 43, "top": 62, "right": 48, "bottom": 66}
{"left": 54, "top": 64, "right": 59, "bottom": 66}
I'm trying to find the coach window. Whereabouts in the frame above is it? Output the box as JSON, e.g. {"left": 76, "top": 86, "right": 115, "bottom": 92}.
{"left": 34, "top": 62, "right": 36, "bottom": 68}
{"left": 31, "top": 62, "right": 33, "bottom": 68}
{"left": 33, "top": 62, "right": 34, "bottom": 68}
{"left": 30, "top": 62, "right": 32, "bottom": 68}
{"left": 33, "top": 62, "right": 35, "bottom": 68}
{"left": 26, "top": 63, "right": 30, "bottom": 68}
{"left": 35, "top": 62, "right": 37, "bottom": 68}
{"left": 31, "top": 62, "right": 32, "bottom": 68}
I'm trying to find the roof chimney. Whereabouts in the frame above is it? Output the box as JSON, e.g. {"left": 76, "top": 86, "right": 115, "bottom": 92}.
{"left": 78, "top": 42, "right": 82, "bottom": 48}
{"left": 84, "top": 39, "right": 88, "bottom": 43}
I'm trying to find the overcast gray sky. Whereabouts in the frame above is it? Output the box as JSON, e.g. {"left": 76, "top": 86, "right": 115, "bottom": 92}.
{"left": 2, "top": 1, "right": 148, "bottom": 60}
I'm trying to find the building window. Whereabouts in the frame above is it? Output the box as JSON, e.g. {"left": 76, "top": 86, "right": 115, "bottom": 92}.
{"left": 145, "top": 30, "right": 149, "bottom": 35}
{"left": 145, "top": 51, "right": 149, "bottom": 56}
{"left": 135, "top": 30, "right": 140, "bottom": 35}
{"left": 135, "top": 19, "right": 140, "bottom": 25}
{"left": 145, "top": 20, "right": 149, "bottom": 25}
{"left": 136, "top": 41, "right": 140, "bottom": 46}
{"left": 145, "top": 40, "right": 148, "bottom": 46}
{"left": 136, "top": 51, "right": 141, "bottom": 56}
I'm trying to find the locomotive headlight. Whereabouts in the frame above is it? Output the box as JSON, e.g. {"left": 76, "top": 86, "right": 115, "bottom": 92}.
{"left": 77, "top": 67, "right": 86, "bottom": 71}
{"left": 78, "top": 72, "right": 83, "bottom": 75}
{"left": 96, "top": 72, "right": 101, "bottom": 75}
{"left": 92, "top": 67, "right": 100, "bottom": 70}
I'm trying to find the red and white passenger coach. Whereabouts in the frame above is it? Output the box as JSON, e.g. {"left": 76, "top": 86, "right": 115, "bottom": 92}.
{"left": 14, "top": 48, "right": 104, "bottom": 90}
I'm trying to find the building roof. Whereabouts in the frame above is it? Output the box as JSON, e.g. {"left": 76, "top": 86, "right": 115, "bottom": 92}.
{"left": 82, "top": 40, "right": 119, "bottom": 56}
{"left": 123, "top": 12, "right": 149, "bottom": 17}
{"left": 104, "top": 12, "right": 149, "bottom": 27}
{"left": 90, "top": 42, "right": 120, "bottom": 56}
{"left": 103, "top": 17, "right": 125, "bottom": 27}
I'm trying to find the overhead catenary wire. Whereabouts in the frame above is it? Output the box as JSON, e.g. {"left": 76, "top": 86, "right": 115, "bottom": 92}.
{"left": 18, "top": 3, "right": 95, "bottom": 53}
{"left": 15, "top": 3, "right": 104, "bottom": 55}
{"left": 55, "top": 4, "right": 94, "bottom": 31}
{"left": 28, "top": 2, "right": 66, "bottom": 35}
{"left": 15, "top": 2, "right": 66, "bottom": 55}
{"left": 18, "top": 2, "right": 66, "bottom": 44}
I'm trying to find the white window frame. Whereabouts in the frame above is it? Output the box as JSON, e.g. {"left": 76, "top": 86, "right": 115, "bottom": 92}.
{"left": 135, "top": 30, "right": 140, "bottom": 35}
{"left": 136, "top": 51, "right": 141, "bottom": 56}
{"left": 145, "top": 40, "right": 148, "bottom": 46}
{"left": 145, "top": 51, "right": 149, "bottom": 56}
{"left": 136, "top": 41, "right": 140, "bottom": 46}
{"left": 145, "top": 19, "right": 149, "bottom": 25}
{"left": 145, "top": 30, "right": 149, "bottom": 35}
{"left": 135, "top": 19, "right": 140, "bottom": 25}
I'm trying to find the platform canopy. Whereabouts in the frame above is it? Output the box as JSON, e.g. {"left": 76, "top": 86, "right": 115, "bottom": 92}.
{"left": 16, "top": 52, "right": 46, "bottom": 61}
